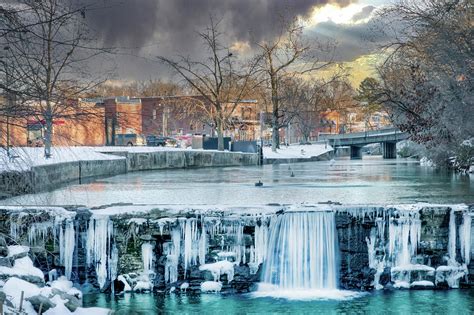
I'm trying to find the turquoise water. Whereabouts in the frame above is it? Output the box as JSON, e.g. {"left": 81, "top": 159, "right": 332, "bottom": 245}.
{"left": 83, "top": 290, "right": 474, "bottom": 314}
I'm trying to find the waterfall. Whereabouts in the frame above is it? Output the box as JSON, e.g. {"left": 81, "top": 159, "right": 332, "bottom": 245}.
{"left": 260, "top": 212, "right": 339, "bottom": 290}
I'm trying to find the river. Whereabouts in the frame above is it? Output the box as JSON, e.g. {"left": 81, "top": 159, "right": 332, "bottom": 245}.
{"left": 1, "top": 157, "right": 473, "bottom": 207}
{"left": 3, "top": 156, "right": 474, "bottom": 314}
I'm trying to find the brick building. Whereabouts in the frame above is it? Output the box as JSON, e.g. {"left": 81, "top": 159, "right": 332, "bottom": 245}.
{"left": 0, "top": 98, "right": 106, "bottom": 147}
{"left": 104, "top": 96, "right": 260, "bottom": 145}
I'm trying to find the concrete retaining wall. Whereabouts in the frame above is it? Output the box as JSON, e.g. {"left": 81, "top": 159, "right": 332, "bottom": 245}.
{"left": 0, "top": 159, "right": 126, "bottom": 198}
{"left": 0, "top": 150, "right": 258, "bottom": 199}
{"left": 100, "top": 150, "right": 259, "bottom": 172}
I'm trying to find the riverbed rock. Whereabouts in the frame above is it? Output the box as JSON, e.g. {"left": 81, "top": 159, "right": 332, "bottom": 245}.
{"left": 27, "top": 295, "right": 56, "bottom": 313}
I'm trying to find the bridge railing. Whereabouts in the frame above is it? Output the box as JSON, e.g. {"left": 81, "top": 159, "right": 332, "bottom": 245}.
{"left": 318, "top": 127, "right": 401, "bottom": 141}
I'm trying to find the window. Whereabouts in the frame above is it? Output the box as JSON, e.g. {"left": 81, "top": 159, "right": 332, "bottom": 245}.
{"left": 153, "top": 109, "right": 157, "bottom": 120}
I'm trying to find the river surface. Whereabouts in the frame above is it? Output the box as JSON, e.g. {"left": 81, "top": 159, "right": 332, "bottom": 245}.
{"left": 83, "top": 289, "right": 474, "bottom": 314}
{"left": 1, "top": 156, "right": 473, "bottom": 207}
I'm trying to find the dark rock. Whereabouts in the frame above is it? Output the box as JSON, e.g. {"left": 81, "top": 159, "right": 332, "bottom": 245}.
{"left": 0, "top": 256, "right": 12, "bottom": 267}
{"left": 0, "top": 246, "right": 8, "bottom": 257}
{"left": 27, "top": 295, "right": 56, "bottom": 313}
{"left": 113, "top": 278, "right": 125, "bottom": 294}
{"left": 379, "top": 267, "right": 391, "bottom": 286}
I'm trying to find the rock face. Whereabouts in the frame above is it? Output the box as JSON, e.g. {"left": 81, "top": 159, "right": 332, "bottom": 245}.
{"left": 0, "top": 204, "right": 472, "bottom": 296}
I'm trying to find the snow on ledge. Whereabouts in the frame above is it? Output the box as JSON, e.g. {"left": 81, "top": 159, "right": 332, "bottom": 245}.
{"left": 0, "top": 146, "right": 124, "bottom": 173}
{"left": 263, "top": 143, "right": 332, "bottom": 160}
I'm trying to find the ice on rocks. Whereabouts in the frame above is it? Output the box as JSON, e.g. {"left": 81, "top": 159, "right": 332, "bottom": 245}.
{"left": 199, "top": 260, "right": 234, "bottom": 282}
{"left": 7, "top": 245, "right": 30, "bottom": 258}
{"left": 200, "top": 281, "right": 222, "bottom": 293}
{"left": 0, "top": 256, "right": 44, "bottom": 282}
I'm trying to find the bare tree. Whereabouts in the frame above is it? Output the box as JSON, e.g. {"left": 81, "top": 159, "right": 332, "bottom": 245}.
{"left": 376, "top": 0, "right": 473, "bottom": 168}
{"left": 158, "top": 17, "right": 259, "bottom": 151}
{"left": 255, "top": 18, "right": 335, "bottom": 151}
{"left": 0, "top": 0, "right": 111, "bottom": 157}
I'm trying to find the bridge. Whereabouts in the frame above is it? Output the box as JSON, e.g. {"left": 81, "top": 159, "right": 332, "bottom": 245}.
{"left": 319, "top": 127, "right": 409, "bottom": 159}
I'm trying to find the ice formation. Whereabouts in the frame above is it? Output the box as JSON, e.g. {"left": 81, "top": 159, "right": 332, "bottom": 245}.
{"left": 86, "top": 216, "right": 115, "bottom": 289}
{"left": 142, "top": 243, "right": 155, "bottom": 273}
{"left": 200, "top": 281, "right": 222, "bottom": 292}
{"left": 199, "top": 260, "right": 235, "bottom": 282}
{"left": 59, "top": 219, "right": 75, "bottom": 280}
{"left": 366, "top": 207, "right": 472, "bottom": 289}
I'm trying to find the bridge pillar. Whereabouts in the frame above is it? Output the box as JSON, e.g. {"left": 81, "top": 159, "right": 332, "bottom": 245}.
{"left": 382, "top": 142, "right": 397, "bottom": 159}
{"left": 350, "top": 146, "right": 362, "bottom": 159}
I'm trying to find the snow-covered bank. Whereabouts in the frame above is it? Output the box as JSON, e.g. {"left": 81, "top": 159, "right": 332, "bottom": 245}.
{"left": 0, "top": 252, "right": 111, "bottom": 315}
{"left": 0, "top": 147, "right": 124, "bottom": 173}
{"left": 263, "top": 143, "right": 332, "bottom": 160}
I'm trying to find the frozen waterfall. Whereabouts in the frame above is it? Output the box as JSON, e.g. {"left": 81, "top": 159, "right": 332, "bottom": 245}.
{"left": 260, "top": 212, "right": 339, "bottom": 290}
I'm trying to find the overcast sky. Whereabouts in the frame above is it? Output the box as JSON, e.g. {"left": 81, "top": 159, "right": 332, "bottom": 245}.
{"left": 84, "top": 0, "right": 391, "bottom": 84}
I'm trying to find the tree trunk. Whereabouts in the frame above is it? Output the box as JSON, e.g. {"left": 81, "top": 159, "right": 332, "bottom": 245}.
{"left": 271, "top": 77, "right": 280, "bottom": 152}
{"left": 217, "top": 120, "right": 224, "bottom": 151}
{"left": 44, "top": 117, "right": 53, "bottom": 158}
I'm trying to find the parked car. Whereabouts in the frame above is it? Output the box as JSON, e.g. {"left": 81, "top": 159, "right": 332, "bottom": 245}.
{"left": 146, "top": 135, "right": 177, "bottom": 147}
{"left": 115, "top": 134, "right": 146, "bottom": 146}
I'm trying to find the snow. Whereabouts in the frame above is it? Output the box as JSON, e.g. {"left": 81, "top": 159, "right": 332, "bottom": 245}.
{"left": 7, "top": 245, "right": 30, "bottom": 257}
{"left": 199, "top": 260, "right": 234, "bottom": 282}
{"left": 49, "top": 276, "right": 82, "bottom": 299}
{"left": 133, "top": 280, "right": 153, "bottom": 292}
{"left": 393, "top": 281, "right": 410, "bottom": 289}
{"left": 0, "top": 146, "right": 124, "bottom": 173}
{"left": 420, "top": 157, "right": 434, "bottom": 167}
{"left": 180, "top": 282, "right": 189, "bottom": 291}
{"left": 0, "top": 256, "right": 44, "bottom": 280}
{"left": 263, "top": 143, "right": 332, "bottom": 160}
{"left": 391, "top": 264, "right": 435, "bottom": 273}
{"left": 411, "top": 281, "right": 434, "bottom": 287}
{"left": 2, "top": 276, "right": 111, "bottom": 315}
{"left": 200, "top": 281, "right": 222, "bottom": 293}
{"left": 2, "top": 277, "right": 40, "bottom": 308}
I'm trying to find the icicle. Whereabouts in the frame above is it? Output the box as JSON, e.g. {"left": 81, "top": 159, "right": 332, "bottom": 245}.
{"left": 199, "top": 221, "right": 207, "bottom": 265}
{"left": 183, "top": 218, "right": 199, "bottom": 275}
{"left": 86, "top": 216, "right": 114, "bottom": 289}
{"left": 59, "top": 219, "right": 75, "bottom": 280}
{"left": 254, "top": 223, "right": 269, "bottom": 265}
{"left": 448, "top": 210, "right": 457, "bottom": 264}
{"left": 459, "top": 213, "right": 471, "bottom": 265}
{"left": 165, "top": 225, "right": 181, "bottom": 283}
{"left": 142, "top": 243, "right": 155, "bottom": 273}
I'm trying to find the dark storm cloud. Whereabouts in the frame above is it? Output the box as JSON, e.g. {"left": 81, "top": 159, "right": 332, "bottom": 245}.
{"left": 351, "top": 5, "right": 375, "bottom": 22}
{"left": 85, "top": 0, "right": 356, "bottom": 51}
{"left": 305, "top": 15, "right": 388, "bottom": 61}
